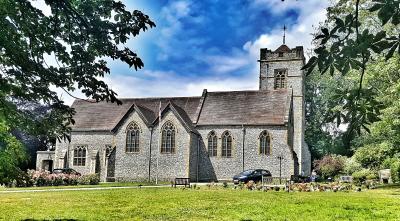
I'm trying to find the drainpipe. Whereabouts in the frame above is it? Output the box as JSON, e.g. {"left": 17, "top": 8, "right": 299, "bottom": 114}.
{"left": 148, "top": 127, "right": 153, "bottom": 183}
{"left": 242, "top": 124, "right": 245, "bottom": 172}
{"left": 66, "top": 131, "right": 71, "bottom": 168}
{"left": 197, "top": 135, "right": 200, "bottom": 182}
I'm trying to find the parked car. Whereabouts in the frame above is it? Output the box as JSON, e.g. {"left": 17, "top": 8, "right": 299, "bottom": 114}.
{"left": 233, "top": 169, "right": 271, "bottom": 184}
{"left": 52, "top": 168, "right": 81, "bottom": 176}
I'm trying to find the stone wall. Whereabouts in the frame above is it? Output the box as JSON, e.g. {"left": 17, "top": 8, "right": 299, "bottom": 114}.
{"left": 36, "top": 151, "right": 55, "bottom": 171}
{"left": 52, "top": 100, "right": 300, "bottom": 181}
{"left": 259, "top": 46, "right": 311, "bottom": 176}
{"left": 55, "top": 131, "right": 114, "bottom": 178}
{"left": 113, "top": 110, "right": 152, "bottom": 182}
{"left": 196, "top": 125, "right": 295, "bottom": 181}
{"left": 148, "top": 110, "right": 192, "bottom": 182}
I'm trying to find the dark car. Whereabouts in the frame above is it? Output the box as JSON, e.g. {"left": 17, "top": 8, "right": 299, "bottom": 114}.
{"left": 233, "top": 169, "right": 271, "bottom": 184}
{"left": 52, "top": 168, "right": 81, "bottom": 176}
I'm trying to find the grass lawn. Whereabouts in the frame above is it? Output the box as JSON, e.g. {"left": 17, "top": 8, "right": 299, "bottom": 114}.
{"left": 0, "top": 185, "right": 399, "bottom": 221}
{"left": 0, "top": 182, "right": 161, "bottom": 192}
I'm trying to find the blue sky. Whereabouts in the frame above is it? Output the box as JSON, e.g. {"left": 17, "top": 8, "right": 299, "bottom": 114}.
{"left": 33, "top": 0, "right": 329, "bottom": 104}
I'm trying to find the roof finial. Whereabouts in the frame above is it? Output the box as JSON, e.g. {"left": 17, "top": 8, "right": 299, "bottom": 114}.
{"left": 283, "top": 25, "right": 286, "bottom": 45}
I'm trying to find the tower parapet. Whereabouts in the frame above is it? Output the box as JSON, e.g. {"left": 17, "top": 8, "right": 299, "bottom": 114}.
{"left": 260, "top": 46, "right": 304, "bottom": 61}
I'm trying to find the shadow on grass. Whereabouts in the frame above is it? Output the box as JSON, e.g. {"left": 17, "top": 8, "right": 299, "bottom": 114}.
{"left": 375, "top": 184, "right": 400, "bottom": 189}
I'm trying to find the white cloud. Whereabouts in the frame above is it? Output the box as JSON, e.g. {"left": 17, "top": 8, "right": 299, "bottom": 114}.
{"left": 55, "top": 0, "right": 329, "bottom": 106}
{"left": 203, "top": 54, "right": 251, "bottom": 74}
{"left": 245, "top": 0, "right": 329, "bottom": 58}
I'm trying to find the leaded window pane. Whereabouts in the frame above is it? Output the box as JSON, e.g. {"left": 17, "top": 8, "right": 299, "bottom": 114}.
{"left": 208, "top": 131, "right": 217, "bottom": 157}
{"left": 260, "top": 131, "right": 271, "bottom": 155}
{"left": 274, "top": 70, "right": 287, "bottom": 89}
{"left": 161, "top": 122, "right": 175, "bottom": 153}
{"left": 222, "top": 131, "right": 232, "bottom": 157}
{"left": 73, "top": 145, "right": 87, "bottom": 166}
{"left": 126, "top": 122, "right": 140, "bottom": 152}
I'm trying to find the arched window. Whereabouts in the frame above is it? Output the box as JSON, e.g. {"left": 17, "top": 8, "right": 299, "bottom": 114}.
{"left": 126, "top": 122, "right": 140, "bottom": 152}
{"left": 161, "top": 121, "right": 175, "bottom": 153}
{"left": 221, "top": 131, "right": 232, "bottom": 157}
{"left": 274, "top": 70, "right": 287, "bottom": 89}
{"left": 259, "top": 131, "right": 271, "bottom": 155}
{"left": 73, "top": 145, "right": 87, "bottom": 166}
{"left": 207, "top": 131, "right": 217, "bottom": 157}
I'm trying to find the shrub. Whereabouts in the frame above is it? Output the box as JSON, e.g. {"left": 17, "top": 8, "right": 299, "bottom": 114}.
{"left": 27, "top": 170, "right": 51, "bottom": 186}
{"left": 343, "top": 157, "right": 363, "bottom": 175}
{"left": 383, "top": 157, "right": 400, "bottom": 183}
{"left": 245, "top": 180, "right": 255, "bottom": 190}
{"left": 354, "top": 142, "right": 396, "bottom": 169}
{"left": 26, "top": 170, "right": 80, "bottom": 187}
{"left": 352, "top": 169, "right": 377, "bottom": 185}
{"left": 314, "top": 155, "right": 345, "bottom": 179}
{"left": 78, "top": 174, "right": 100, "bottom": 185}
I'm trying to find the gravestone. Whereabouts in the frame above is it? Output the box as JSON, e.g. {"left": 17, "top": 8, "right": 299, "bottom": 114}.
{"left": 378, "top": 169, "right": 392, "bottom": 184}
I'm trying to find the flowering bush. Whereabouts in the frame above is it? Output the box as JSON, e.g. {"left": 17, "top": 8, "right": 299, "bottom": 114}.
{"left": 314, "top": 155, "right": 345, "bottom": 179}
{"left": 26, "top": 170, "right": 80, "bottom": 187}
{"left": 77, "top": 173, "right": 100, "bottom": 185}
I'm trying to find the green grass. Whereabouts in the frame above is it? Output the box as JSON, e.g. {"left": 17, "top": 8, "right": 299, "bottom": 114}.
{"left": 0, "top": 182, "right": 161, "bottom": 192}
{"left": 0, "top": 185, "right": 399, "bottom": 221}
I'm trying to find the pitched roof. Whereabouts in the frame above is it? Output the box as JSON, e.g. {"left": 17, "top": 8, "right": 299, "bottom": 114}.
{"left": 274, "top": 44, "right": 291, "bottom": 53}
{"left": 196, "top": 90, "right": 289, "bottom": 126}
{"left": 71, "top": 96, "right": 201, "bottom": 131}
{"left": 70, "top": 89, "right": 291, "bottom": 131}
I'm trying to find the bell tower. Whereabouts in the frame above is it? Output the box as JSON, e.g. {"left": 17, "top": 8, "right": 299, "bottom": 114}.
{"left": 257, "top": 28, "right": 311, "bottom": 175}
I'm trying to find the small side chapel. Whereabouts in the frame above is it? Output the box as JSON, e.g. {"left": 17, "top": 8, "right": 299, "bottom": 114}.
{"left": 37, "top": 40, "right": 311, "bottom": 182}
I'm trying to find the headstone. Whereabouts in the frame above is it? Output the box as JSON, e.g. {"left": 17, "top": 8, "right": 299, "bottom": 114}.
{"left": 378, "top": 169, "right": 392, "bottom": 184}
{"left": 340, "top": 176, "right": 353, "bottom": 183}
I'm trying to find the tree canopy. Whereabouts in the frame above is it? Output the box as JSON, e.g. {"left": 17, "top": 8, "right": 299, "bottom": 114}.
{"left": 0, "top": 0, "right": 155, "bottom": 183}
{"left": 0, "top": 0, "right": 155, "bottom": 140}
{"left": 304, "top": 0, "right": 399, "bottom": 159}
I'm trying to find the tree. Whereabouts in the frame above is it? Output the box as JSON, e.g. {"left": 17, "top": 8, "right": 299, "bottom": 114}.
{"left": 0, "top": 119, "right": 28, "bottom": 185}
{"left": 303, "top": 0, "right": 400, "bottom": 153}
{"left": 0, "top": 0, "right": 155, "bottom": 180}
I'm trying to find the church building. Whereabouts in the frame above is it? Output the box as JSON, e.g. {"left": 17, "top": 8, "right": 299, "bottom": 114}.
{"left": 36, "top": 43, "right": 311, "bottom": 182}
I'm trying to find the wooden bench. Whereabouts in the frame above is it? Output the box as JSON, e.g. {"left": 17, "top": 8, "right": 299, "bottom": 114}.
{"left": 261, "top": 176, "right": 290, "bottom": 192}
{"left": 173, "top": 178, "right": 190, "bottom": 188}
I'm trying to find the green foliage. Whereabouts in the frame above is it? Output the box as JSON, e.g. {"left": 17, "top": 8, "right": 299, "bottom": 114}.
{"left": 343, "top": 157, "right": 363, "bottom": 175}
{"left": 304, "top": 0, "right": 399, "bottom": 76}
{"left": 313, "top": 155, "right": 345, "bottom": 179}
{"left": 78, "top": 173, "right": 100, "bottom": 185}
{"left": 304, "top": 0, "right": 399, "bottom": 147}
{"left": 0, "top": 119, "right": 28, "bottom": 185}
{"left": 354, "top": 142, "right": 396, "bottom": 169}
{"left": 0, "top": 0, "right": 155, "bottom": 142}
{"left": 382, "top": 157, "right": 400, "bottom": 183}
{"left": 352, "top": 168, "right": 377, "bottom": 185}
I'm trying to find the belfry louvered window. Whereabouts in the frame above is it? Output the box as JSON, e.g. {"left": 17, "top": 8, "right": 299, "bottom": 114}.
{"left": 161, "top": 121, "right": 175, "bottom": 153}
{"left": 221, "top": 131, "right": 232, "bottom": 157}
{"left": 274, "top": 70, "right": 287, "bottom": 89}
{"left": 73, "top": 145, "right": 87, "bottom": 166}
{"left": 126, "top": 122, "right": 140, "bottom": 152}
{"left": 259, "top": 130, "right": 271, "bottom": 155}
{"left": 208, "top": 131, "right": 217, "bottom": 157}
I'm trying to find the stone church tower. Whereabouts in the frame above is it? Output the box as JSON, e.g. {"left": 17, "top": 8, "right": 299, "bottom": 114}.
{"left": 258, "top": 44, "right": 311, "bottom": 176}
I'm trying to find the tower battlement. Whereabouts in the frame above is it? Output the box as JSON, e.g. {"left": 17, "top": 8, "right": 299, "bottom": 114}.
{"left": 259, "top": 45, "right": 304, "bottom": 61}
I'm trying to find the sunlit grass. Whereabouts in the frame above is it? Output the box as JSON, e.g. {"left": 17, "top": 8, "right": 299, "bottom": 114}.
{"left": 0, "top": 185, "right": 399, "bottom": 220}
